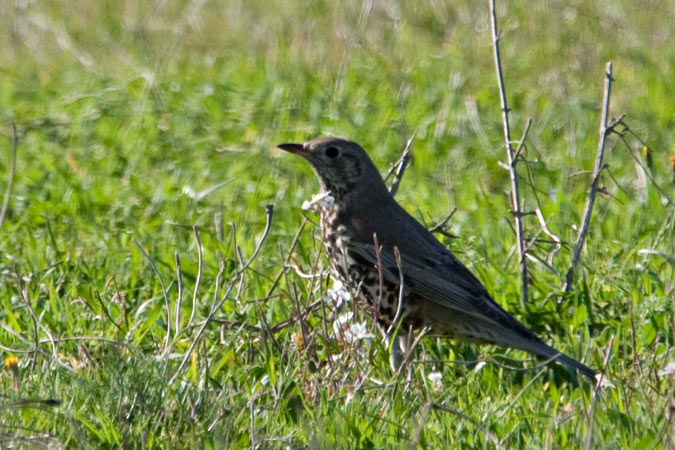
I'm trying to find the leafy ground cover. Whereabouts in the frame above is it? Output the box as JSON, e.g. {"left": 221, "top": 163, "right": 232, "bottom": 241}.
{"left": 1, "top": 0, "right": 674, "bottom": 447}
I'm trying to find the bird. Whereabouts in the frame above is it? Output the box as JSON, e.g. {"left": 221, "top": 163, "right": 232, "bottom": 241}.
{"left": 279, "top": 137, "right": 597, "bottom": 380}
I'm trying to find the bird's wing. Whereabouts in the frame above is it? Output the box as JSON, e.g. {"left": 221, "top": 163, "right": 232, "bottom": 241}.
{"left": 346, "top": 240, "right": 519, "bottom": 329}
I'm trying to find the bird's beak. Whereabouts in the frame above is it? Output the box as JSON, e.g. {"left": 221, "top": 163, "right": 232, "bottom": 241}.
{"left": 277, "top": 143, "right": 309, "bottom": 158}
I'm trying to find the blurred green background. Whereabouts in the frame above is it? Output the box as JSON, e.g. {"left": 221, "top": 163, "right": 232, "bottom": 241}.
{"left": 0, "top": 0, "right": 674, "bottom": 447}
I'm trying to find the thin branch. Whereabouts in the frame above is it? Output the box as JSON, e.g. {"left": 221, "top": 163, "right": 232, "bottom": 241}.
{"left": 385, "top": 129, "right": 418, "bottom": 197}
{"left": 615, "top": 121, "right": 673, "bottom": 205}
{"left": 0, "top": 123, "right": 18, "bottom": 229}
{"left": 534, "top": 208, "right": 562, "bottom": 267}
{"left": 489, "top": 0, "right": 529, "bottom": 303}
{"left": 560, "top": 62, "right": 613, "bottom": 298}
{"left": 174, "top": 252, "right": 183, "bottom": 338}
{"left": 373, "top": 233, "right": 384, "bottom": 322}
{"left": 586, "top": 334, "right": 614, "bottom": 450}
{"left": 169, "top": 205, "right": 274, "bottom": 384}
{"left": 21, "top": 285, "right": 75, "bottom": 373}
{"left": 512, "top": 118, "right": 533, "bottom": 162}
{"left": 132, "top": 237, "right": 172, "bottom": 351}
{"left": 428, "top": 207, "right": 457, "bottom": 237}
{"left": 385, "top": 247, "right": 405, "bottom": 340}
{"left": 187, "top": 226, "right": 203, "bottom": 330}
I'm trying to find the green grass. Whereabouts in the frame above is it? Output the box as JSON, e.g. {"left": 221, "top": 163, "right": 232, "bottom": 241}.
{"left": 1, "top": 0, "right": 674, "bottom": 447}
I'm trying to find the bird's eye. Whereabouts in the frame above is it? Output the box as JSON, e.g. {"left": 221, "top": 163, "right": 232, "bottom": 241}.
{"left": 325, "top": 147, "right": 340, "bottom": 158}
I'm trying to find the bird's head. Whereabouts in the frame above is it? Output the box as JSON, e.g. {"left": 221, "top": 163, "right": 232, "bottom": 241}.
{"left": 278, "top": 138, "right": 387, "bottom": 201}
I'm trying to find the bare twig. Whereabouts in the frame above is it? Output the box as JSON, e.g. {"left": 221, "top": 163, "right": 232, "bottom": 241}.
{"left": 586, "top": 334, "right": 614, "bottom": 450}
{"left": 187, "top": 226, "right": 203, "bottom": 330}
{"left": 385, "top": 129, "right": 418, "bottom": 197}
{"left": 252, "top": 218, "right": 308, "bottom": 355}
{"left": 21, "top": 285, "right": 75, "bottom": 373}
{"left": 615, "top": 121, "right": 673, "bottom": 205}
{"left": 174, "top": 252, "right": 183, "bottom": 338}
{"left": 90, "top": 287, "right": 123, "bottom": 333}
{"left": 373, "top": 233, "right": 384, "bottom": 321}
{"left": 169, "top": 205, "right": 274, "bottom": 384}
{"left": 400, "top": 325, "right": 430, "bottom": 369}
{"left": 428, "top": 207, "right": 457, "bottom": 237}
{"left": 132, "top": 237, "right": 172, "bottom": 352}
{"left": 560, "top": 62, "right": 613, "bottom": 298}
{"left": 269, "top": 299, "right": 323, "bottom": 333}
{"left": 534, "top": 208, "right": 562, "bottom": 267}
{"left": 489, "top": 0, "right": 529, "bottom": 303}
{"left": 385, "top": 247, "right": 405, "bottom": 340}
{"left": 0, "top": 123, "right": 18, "bottom": 229}
{"left": 385, "top": 246, "right": 407, "bottom": 372}
{"left": 513, "top": 118, "right": 533, "bottom": 162}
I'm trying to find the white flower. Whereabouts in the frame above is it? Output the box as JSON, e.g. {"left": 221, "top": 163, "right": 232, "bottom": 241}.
{"left": 658, "top": 362, "right": 675, "bottom": 378}
{"left": 428, "top": 371, "right": 443, "bottom": 390}
{"left": 332, "top": 312, "right": 374, "bottom": 346}
{"left": 302, "top": 192, "right": 335, "bottom": 212}
{"left": 333, "top": 312, "right": 354, "bottom": 337}
{"left": 327, "top": 279, "right": 352, "bottom": 307}
{"left": 343, "top": 321, "right": 375, "bottom": 345}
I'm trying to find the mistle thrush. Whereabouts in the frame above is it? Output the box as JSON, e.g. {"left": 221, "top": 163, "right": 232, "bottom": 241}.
{"left": 279, "top": 137, "right": 597, "bottom": 380}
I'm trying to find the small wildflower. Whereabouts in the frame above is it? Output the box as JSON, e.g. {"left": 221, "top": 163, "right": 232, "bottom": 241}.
{"left": 5, "top": 355, "right": 20, "bottom": 390}
{"left": 294, "top": 332, "right": 304, "bottom": 350}
{"left": 111, "top": 291, "right": 126, "bottom": 304}
{"left": 332, "top": 312, "right": 354, "bottom": 338}
{"left": 343, "top": 321, "right": 375, "bottom": 345}
{"left": 69, "top": 355, "right": 83, "bottom": 371}
{"left": 428, "top": 371, "right": 443, "bottom": 390}
{"left": 658, "top": 362, "right": 675, "bottom": 378}
{"left": 5, "top": 355, "right": 18, "bottom": 370}
{"left": 327, "top": 279, "right": 352, "bottom": 307}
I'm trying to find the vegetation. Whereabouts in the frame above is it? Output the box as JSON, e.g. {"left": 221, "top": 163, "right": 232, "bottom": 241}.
{"left": 1, "top": 0, "right": 673, "bottom": 447}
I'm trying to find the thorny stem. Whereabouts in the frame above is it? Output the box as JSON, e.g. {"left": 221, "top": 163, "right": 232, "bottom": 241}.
{"left": 560, "top": 62, "right": 613, "bottom": 298}
{"left": 489, "top": 0, "right": 529, "bottom": 303}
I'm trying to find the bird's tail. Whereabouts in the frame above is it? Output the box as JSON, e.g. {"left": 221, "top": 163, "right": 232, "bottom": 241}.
{"left": 518, "top": 337, "right": 597, "bottom": 381}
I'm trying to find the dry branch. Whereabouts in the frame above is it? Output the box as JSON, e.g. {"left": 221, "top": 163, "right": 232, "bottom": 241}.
{"left": 132, "top": 237, "right": 172, "bottom": 351}
{"left": 187, "top": 225, "right": 203, "bottom": 330}
{"left": 385, "top": 129, "right": 418, "bottom": 197}
{"left": 560, "top": 62, "right": 613, "bottom": 298}
{"left": 489, "top": 0, "right": 529, "bottom": 303}
{"left": 169, "top": 205, "right": 274, "bottom": 384}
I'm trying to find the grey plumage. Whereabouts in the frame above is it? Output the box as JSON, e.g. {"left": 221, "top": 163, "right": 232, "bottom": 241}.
{"left": 279, "top": 137, "right": 597, "bottom": 380}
